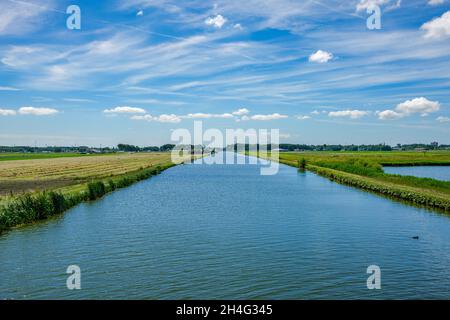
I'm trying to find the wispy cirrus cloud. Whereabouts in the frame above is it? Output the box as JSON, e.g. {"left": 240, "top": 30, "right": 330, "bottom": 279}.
{"left": 0, "top": 86, "right": 21, "bottom": 91}
{"left": 436, "top": 116, "right": 450, "bottom": 123}
{"left": 63, "top": 98, "right": 95, "bottom": 103}
{"left": 355, "top": 0, "right": 390, "bottom": 12}
{"left": 115, "top": 0, "right": 324, "bottom": 32}
{"left": 428, "top": 0, "right": 446, "bottom": 6}
{"left": 3, "top": 11, "right": 450, "bottom": 112}
{"left": 0, "top": 0, "right": 55, "bottom": 35}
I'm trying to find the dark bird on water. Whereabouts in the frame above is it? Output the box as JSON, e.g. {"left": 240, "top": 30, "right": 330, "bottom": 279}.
{"left": 412, "top": 236, "right": 419, "bottom": 240}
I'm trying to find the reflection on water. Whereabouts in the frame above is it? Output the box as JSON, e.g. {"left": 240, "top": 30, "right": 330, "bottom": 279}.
{"left": 1, "top": 153, "right": 450, "bottom": 299}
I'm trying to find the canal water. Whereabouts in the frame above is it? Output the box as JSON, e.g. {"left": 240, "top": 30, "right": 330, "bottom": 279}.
{"left": 384, "top": 166, "right": 450, "bottom": 181}
{"left": 1, "top": 154, "right": 450, "bottom": 299}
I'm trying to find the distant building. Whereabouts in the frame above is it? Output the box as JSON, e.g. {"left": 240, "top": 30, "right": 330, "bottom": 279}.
{"left": 272, "top": 148, "right": 289, "bottom": 152}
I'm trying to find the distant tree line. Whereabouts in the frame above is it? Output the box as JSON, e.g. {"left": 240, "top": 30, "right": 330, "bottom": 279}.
{"left": 117, "top": 144, "right": 175, "bottom": 152}
{"left": 279, "top": 144, "right": 394, "bottom": 151}
{"left": 0, "top": 144, "right": 176, "bottom": 154}
{"left": 1, "top": 142, "right": 449, "bottom": 154}
{"left": 0, "top": 145, "right": 111, "bottom": 153}
{"left": 227, "top": 142, "right": 450, "bottom": 152}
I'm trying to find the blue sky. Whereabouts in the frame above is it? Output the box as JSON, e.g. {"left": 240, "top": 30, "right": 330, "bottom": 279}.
{"left": 0, "top": 0, "right": 449, "bottom": 146}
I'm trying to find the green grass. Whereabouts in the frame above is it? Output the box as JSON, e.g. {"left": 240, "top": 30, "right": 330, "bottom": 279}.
{"left": 251, "top": 150, "right": 450, "bottom": 212}
{"left": 307, "top": 165, "right": 450, "bottom": 211}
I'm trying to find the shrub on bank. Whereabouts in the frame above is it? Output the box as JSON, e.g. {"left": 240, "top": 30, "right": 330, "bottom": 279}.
{"left": 298, "top": 158, "right": 307, "bottom": 170}
{"left": 87, "top": 181, "right": 107, "bottom": 200}
{"left": 0, "top": 191, "right": 71, "bottom": 231}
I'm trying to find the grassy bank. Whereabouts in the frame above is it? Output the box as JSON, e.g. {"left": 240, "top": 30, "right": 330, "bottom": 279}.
{"left": 307, "top": 164, "right": 450, "bottom": 211}
{"left": 253, "top": 151, "right": 450, "bottom": 212}
{"left": 0, "top": 152, "right": 182, "bottom": 234}
{"left": 0, "top": 163, "right": 175, "bottom": 234}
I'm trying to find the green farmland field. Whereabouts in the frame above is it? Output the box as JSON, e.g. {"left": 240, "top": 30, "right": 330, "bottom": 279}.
{"left": 252, "top": 150, "right": 450, "bottom": 212}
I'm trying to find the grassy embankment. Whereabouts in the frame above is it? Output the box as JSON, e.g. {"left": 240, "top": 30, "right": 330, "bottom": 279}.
{"left": 0, "top": 153, "right": 179, "bottom": 233}
{"left": 252, "top": 151, "right": 450, "bottom": 212}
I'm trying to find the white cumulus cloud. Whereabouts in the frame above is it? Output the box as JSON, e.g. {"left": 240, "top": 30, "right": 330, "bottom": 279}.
{"left": 297, "top": 115, "right": 311, "bottom": 120}
{"left": 251, "top": 113, "right": 288, "bottom": 121}
{"left": 19, "top": 106, "right": 58, "bottom": 116}
{"left": 328, "top": 110, "right": 369, "bottom": 119}
{"left": 309, "top": 50, "right": 333, "bottom": 63}
{"left": 130, "top": 114, "right": 152, "bottom": 121}
{"left": 155, "top": 114, "right": 182, "bottom": 123}
{"left": 122, "top": 108, "right": 289, "bottom": 123}
{"left": 104, "top": 106, "right": 146, "bottom": 114}
{"left": 377, "top": 110, "right": 405, "bottom": 120}
{"left": 131, "top": 114, "right": 182, "bottom": 123}
{"left": 421, "top": 11, "right": 450, "bottom": 39}
{"left": 184, "top": 113, "right": 234, "bottom": 119}
{"left": 378, "top": 97, "right": 440, "bottom": 120}
{"left": 395, "top": 97, "right": 440, "bottom": 115}
{"left": 205, "top": 15, "right": 227, "bottom": 28}
{"left": 232, "top": 108, "right": 250, "bottom": 116}
{"left": 0, "top": 108, "right": 17, "bottom": 116}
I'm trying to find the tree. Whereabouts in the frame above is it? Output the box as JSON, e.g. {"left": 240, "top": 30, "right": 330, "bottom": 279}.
{"left": 117, "top": 144, "right": 140, "bottom": 152}
{"left": 160, "top": 144, "right": 175, "bottom": 152}
{"left": 298, "top": 158, "right": 307, "bottom": 170}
